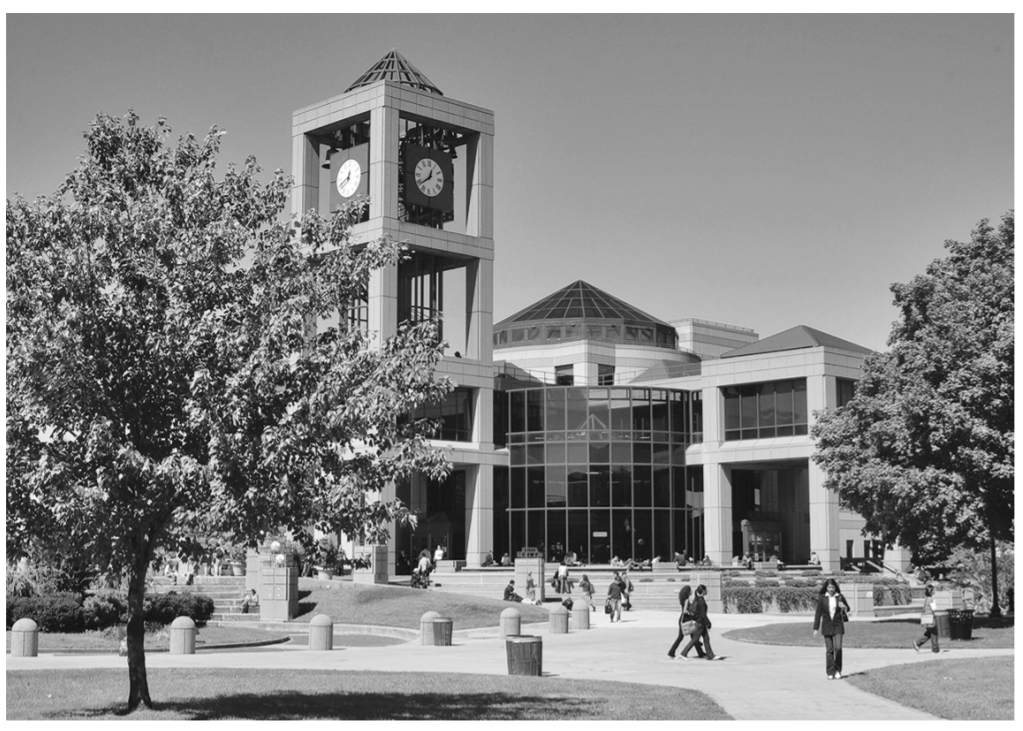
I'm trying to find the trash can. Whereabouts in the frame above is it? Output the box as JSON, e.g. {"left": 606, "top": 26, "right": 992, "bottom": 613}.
{"left": 932, "top": 610, "right": 951, "bottom": 642}
{"left": 420, "top": 611, "right": 453, "bottom": 646}
{"left": 506, "top": 635, "right": 542, "bottom": 676}
{"left": 948, "top": 609, "right": 974, "bottom": 641}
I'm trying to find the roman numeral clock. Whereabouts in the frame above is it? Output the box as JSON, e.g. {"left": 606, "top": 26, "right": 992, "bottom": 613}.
{"left": 399, "top": 127, "right": 456, "bottom": 227}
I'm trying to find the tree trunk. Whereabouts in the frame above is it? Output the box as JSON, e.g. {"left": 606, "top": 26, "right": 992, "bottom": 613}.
{"left": 989, "top": 536, "right": 1002, "bottom": 618}
{"left": 125, "top": 549, "right": 154, "bottom": 711}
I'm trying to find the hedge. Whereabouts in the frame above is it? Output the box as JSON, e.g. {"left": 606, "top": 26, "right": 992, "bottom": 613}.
{"left": 722, "top": 585, "right": 819, "bottom": 614}
{"left": 7, "top": 593, "right": 85, "bottom": 632}
{"left": 7, "top": 591, "right": 215, "bottom": 632}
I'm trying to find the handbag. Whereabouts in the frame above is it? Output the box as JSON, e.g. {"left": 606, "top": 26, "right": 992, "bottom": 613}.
{"left": 838, "top": 607, "right": 849, "bottom": 623}
{"left": 920, "top": 612, "right": 934, "bottom": 627}
{"left": 604, "top": 599, "right": 612, "bottom": 615}
{"left": 680, "top": 619, "right": 697, "bottom": 635}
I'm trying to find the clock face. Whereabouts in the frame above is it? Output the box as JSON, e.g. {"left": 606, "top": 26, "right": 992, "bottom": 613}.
{"left": 414, "top": 158, "right": 445, "bottom": 197}
{"left": 336, "top": 159, "right": 361, "bottom": 198}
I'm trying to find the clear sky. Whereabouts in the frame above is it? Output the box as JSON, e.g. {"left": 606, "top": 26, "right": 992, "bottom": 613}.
{"left": 6, "top": 12, "right": 1014, "bottom": 352}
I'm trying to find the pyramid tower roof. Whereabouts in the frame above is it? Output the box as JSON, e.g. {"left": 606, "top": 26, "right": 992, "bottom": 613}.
{"left": 345, "top": 49, "right": 443, "bottom": 95}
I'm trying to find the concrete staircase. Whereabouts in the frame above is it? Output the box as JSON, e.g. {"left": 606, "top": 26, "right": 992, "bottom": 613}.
{"left": 151, "top": 574, "right": 255, "bottom": 621}
{"left": 426, "top": 565, "right": 697, "bottom": 611}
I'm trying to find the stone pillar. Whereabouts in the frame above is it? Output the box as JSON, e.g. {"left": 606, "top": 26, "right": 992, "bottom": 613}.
{"left": 259, "top": 551, "right": 299, "bottom": 620}
{"left": 353, "top": 544, "right": 389, "bottom": 585}
{"left": 10, "top": 618, "right": 38, "bottom": 657}
{"left": 847, "top": 583, "right": 874, "bottom": 617}
{"left": 464, "top": 464, "right": 493, "bottom": 569}
{"left": 571, "top": 604, "right": 591, "bottom": 630}
{"left": 500, "top": 607, "right": 521, "bottom": 638}
{"left": 809, "top": 459, "right": 841, "bottom": 573}
{"left": 514, "top": 549, "right": 545, "bottom": 603}
{"left": 693, "top": 572, "right": 723, "bottom": 615}
{"left": 703, "top": 463, "right": 732, "bottom": 566}
{"left": 308, "top": 614, "right": 334, "bottom": 651}
{"left": 548, "top": 604, "right": 569, "bottom": 634}
{"left": 170, "top": 616, "right": 196, "bottom": 655}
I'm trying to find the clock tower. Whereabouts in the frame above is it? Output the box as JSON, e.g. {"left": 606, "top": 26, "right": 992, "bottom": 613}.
{"left": 291, "top": 49, "right": 496, "bottom": 569}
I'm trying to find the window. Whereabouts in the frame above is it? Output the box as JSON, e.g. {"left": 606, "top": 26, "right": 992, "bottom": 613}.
{"left": 722, "top": 379, "right": 808, "bottom": 441}
{"left": 598, "top": 364, "right": 615, "bottom": 386}
{"left": 411, "top": 387, "right": 475, "bottom": 441}
{"left": 837, "top": 378, "right": 856, "bottom": 408}
{"left": 555, "top": 364, "right": 574, "bottom": 386}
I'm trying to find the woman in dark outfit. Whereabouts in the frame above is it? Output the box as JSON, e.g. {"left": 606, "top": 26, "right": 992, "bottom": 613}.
{"left": 813, "top": 577, "right": 852, "bottom": 679}
{"left": 680, "top": 584, "right": 717, "bottom": 660}
{"left": 668, "top": 584, "right": 704, "bottom": 658}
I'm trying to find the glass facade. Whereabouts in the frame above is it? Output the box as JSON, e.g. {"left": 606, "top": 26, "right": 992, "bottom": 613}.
{"left": 722, "top": 379, "right": 807, "bottom": 441}
{"left": 495, "top": 386, "right": 704, "bottom": 563}
{"left": 411, "top": 387, "right": 475, "bottom": 441}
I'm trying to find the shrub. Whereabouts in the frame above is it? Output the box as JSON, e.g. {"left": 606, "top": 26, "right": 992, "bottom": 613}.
{"left": 7, "top": 593, "right": 85, "bottom": 632}
{"left": 83, "top": 590, "right": 128, "bottom": 630}
{"left": 722, "top": 585, "right": 818, "bottom": 614}
{"left": 145, "top": 592, "right": 215, "bottom": 625}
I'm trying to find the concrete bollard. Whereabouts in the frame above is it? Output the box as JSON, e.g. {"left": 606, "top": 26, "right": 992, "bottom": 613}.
{"left": 309, "top": 614, "right": 334, "bottom": 651}
{"left": 11, "top": 618, "right": 39, "bottom": 657}
{"left": 169, "top": 616, "right": 197, "bottom": 655}
{"left": 420, "top": 611, "right": 453, "bottom": 646}
{"left": 571, "top": 604, "right": 590, "bottom": 630}
{"left": 549, "top": 604, "right": 569, "bottom": 634}
{"left": 500, "top": 607, "right": 522, "bottom": 638}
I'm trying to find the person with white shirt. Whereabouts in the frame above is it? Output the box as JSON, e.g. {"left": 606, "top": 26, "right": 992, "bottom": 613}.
{"left": 913, "top": 584, "right": 941, "bottom": 653}
{"left": 813, "top": 578, "right": 852, "bottom": 680}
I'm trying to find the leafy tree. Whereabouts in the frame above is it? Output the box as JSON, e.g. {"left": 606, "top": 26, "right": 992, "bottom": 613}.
{"left": 812, "top": 212, "right": 1013, "bottom": 606}
{"left": 6, "top": 112, "right": 451, "bottom": 711}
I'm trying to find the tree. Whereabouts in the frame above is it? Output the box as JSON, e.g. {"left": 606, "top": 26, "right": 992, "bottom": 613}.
{"left": 6, "top": 112, "right": 451, "bottom": 711}
{"left": 812, "top": 212, "right": 1013, "bottom": 604}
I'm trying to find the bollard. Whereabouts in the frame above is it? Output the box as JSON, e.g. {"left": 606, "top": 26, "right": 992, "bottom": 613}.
{"left": 549, "top": 604, "right": 569, "bottom": 634}
{"left": 420, "top": 611, "right": 453, "bottom": 646}
{"left": 170, "top": 616, "right": 197, "bottom": 655}
{"left": 500, "top": 607, "right": 522, "bottom": 638}
{"left": 309, "top": 614, "right": 334, "bottom": 651}
{"left": 571, "top": 604, "right": 590, "bottom": 630}
{"left": 11, "top": 618, "right": 39, "bottom": 657}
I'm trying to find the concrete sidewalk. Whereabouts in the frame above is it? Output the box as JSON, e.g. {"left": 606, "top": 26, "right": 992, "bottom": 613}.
{"left": 7, "top": 610, "right": 1013, "bottom": 720}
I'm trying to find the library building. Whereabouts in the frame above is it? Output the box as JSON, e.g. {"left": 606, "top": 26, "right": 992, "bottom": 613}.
{"left": 294, "top": 50, "right": 909, "bottom": 578}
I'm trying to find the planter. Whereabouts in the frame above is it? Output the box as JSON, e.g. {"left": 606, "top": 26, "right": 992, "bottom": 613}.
{"left": 230, "top": 561, "right": 246, "bottom": 576}
{"left": 316, "top": 568, "right": 334, "bottom": 580}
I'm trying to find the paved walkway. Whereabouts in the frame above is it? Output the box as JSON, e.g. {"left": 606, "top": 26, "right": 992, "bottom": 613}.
{"left": 7, "top": 610, "right": 1013, "bottom": 720}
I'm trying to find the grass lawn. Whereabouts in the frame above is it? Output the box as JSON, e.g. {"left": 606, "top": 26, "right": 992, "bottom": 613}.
{"left": 5, "top": 626, "right": 291, "bottom": 654}
{"left": 846, "top": 656, "right": 1014, "bottom": 720}
{"left": 722, "top": 617, "right": 1014, "bottom": 649}
{"left": 6, "top": 668, "right": 732, "bottom": 720}
{"left": 293, "top": 581, "right": 551, "bottom": 629}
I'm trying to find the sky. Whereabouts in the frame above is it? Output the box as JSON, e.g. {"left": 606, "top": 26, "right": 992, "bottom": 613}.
{"left": 5, "top": 12, "right": 1015, "bottom": 353}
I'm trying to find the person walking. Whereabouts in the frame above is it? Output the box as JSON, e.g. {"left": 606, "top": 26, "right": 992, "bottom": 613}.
{"left": 913, "top": 584, "right": 940, "bottom": 653}
{"left": 557, "top": 559, "right": 570, "bottom": 594}
{"left": 622, "top": 570, "right": 634, "bottom": 610}
{"left": 606, "top": 574, "right": 623, "bottom": 622}
{"left": 813, "top": 577, "right": 852, "bottom": 679}
{"left": 524, "top": 571, "right": 541, "bottom": 606}
{"left": 668, "top": 584, "right": 704, "bottom": 658}
{"left": 680, "top": 584, "right": 717, "bottom": 660}
{"left": 578, "top": 573, "right": 596, "bottom": 610}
